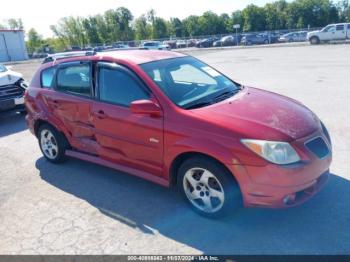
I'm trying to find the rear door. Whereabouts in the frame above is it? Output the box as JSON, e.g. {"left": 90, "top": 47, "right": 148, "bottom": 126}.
{"left": 335, "top": 24, "right": 347, "bottom": 40}
{"left": 92, "top": 62, "right": 164, "bottom": 177}
{"left": 43, "top": 61, "right": 98, "bottom": 154}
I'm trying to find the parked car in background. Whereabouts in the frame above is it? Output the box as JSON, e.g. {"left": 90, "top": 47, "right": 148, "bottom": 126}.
{"left": 308, "top": 23, "right": 350, "bottom": 44}
{"left": 26, "top": 50, "right": 331, "bottom": 217}
{"left": 93, "top": 46, "right": 105, "bottom": 52}
{"left": 196, "top": 37, "right": 220, "bottom": 48}
{"left": 279, "top": 31, "right": 308, "bottom": 42}
{"left": 213, "top": 35, "right": 240, "bottom": 47}
{"left": 141, "top": 41, "right": 170, "bottom": 50}
{"left": 241, "top": 34, "right": 269, "bottom": 45}
{"left": 112, "top": 42, "right": 130, "bottom": 49}
{"left": 31, "top": 52, "right": 48, "bottom": 59}
{"left": 186, "top": 39, "right": 198, "bottom": 47}
{"left": 0, "top": 64, "right": 27, "bottom": 112}
{"left": 176, "top": 40, "right": 187, "bottom": 49}
{"left": 241, "top": 33, "right": 280, "bottom": 45}
{"left": 163, "top": 40, "right": 177, "bottom": 49}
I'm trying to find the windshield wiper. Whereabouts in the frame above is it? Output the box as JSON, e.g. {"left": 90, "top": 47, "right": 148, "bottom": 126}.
{"left": 212, "top": 90, "right": 238, "bottom": 103}
{"left": 183, "top": 89, "right": 240, "bottom": 110}
{"left": 183, "top": 100, "right": 214, "bottom": 110}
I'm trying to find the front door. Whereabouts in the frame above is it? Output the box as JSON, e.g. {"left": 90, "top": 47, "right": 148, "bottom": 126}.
{"left": 320, "top": 25, "right": 336, "bottom": 40}
{"left": 92, "top": 62, "right": 164, "bottom": 177}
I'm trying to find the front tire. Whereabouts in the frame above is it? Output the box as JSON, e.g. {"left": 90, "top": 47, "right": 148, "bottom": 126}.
{"left": 177, "top": 156, "right": 242, "bottom": 218}
{"left": 310, "top": 36, "right": 320, "bottom": 45}
{"left": 38, "top": 124, "right": 68, "bottom": 163}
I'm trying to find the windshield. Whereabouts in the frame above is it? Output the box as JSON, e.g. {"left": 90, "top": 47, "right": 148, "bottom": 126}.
{"left": 0, "top": 64, "right": 7, "bottom": 73}
{"left": 140, "top": 56, "right": 240, "bottom": 109}
{"left": 322, "top": 25, "right": 335, "bottom": 32}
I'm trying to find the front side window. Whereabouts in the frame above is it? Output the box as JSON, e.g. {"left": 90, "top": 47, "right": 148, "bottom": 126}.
{"left": 322, "top": 25, "right": 335, "bottom": 32}
{"left": 56, "top": 63, "right": 91, "bottom": 97}
{"left": 41, "top": 67, "right": 56, "bottom": 88}
{"left": 98, "top": 65, "right": 149, "bottom": 107}
{"left": 141, "top": 56, "right": 240, "bottom": 109}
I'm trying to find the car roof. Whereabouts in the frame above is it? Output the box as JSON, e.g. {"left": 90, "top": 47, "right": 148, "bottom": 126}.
{"left": 100, "top": 50, "right": 186, "bottom": 64}
{"left": 43, "top": 50, "right": 187, "bottom": 66}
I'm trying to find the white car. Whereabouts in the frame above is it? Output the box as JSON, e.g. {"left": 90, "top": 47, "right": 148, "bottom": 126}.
{"left": 140, "top": 41, "right": 170, "bottom": 50}
{"left": 307, "top": 23, "right": 350, "bottom": 44}
{"left": 0, "top": 64, "right": 27, "bottom": 112}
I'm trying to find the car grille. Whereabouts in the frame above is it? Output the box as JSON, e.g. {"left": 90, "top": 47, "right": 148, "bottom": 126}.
{"left": 305, "top": 137, "right": 330, "bottom": 159}
{"left": 0, "top": 84, "right": 24, "bottom": 100}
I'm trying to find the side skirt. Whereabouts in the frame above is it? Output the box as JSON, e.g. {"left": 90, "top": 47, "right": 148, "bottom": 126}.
{"left": 65, "top": 150, "right": 169, "bottom": 187}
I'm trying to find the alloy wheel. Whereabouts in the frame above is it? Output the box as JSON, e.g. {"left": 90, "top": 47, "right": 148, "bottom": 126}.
{"left": 183, "top": 167, "right": 225, "bottom": 213}
{"left": 40, "top": 129, "right": 59, "bottom": 160}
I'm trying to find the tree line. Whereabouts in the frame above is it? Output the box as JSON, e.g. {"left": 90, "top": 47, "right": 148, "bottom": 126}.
{"left": 23, "top": 0, "right": 350, "bottom": 53}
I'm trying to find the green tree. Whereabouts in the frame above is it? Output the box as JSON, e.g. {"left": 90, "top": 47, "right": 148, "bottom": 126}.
{"left": 242, "top": 4, "right": 266, "bottom": 32}
{"left": 338, "top": 0, "right": 350, "bottom": 21}
{"left": 82, "top": 17, "right": 101, "bottom": 45}
{"left": 265, "top": 2, "right": 287, "bottom": 30}
{"left": 152, "top": 17, "right": 168, "bottom": 39}
{"left": 198, "top": 11, "right": 223, "bottom": 35}
{"left": 26, "top": 28, "right": 43, "bottom": 54}
{"left": 169, "top": 17, "right": 183, "bottom": 37}
{"left": 230, "top": 11, "right": 244, "bottom": 32}
{"left": 116, "top": 7, "right": 134, "bottom": 41}
{"left": 7, "top": 18, "right": 24, "bottom": 30}
{"left": 134, "top": 14, "right": 151, "bottom": 40}
{"left": 182, "top": 15, "right": 201, "bottom": 37}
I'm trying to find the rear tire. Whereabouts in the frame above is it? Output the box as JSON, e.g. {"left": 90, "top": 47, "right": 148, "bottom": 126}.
{"left": 177, "top": 156, "right": 242, "bottom": 218}
{"left": 38, "top": 124, "right": 68, "bottom": 164}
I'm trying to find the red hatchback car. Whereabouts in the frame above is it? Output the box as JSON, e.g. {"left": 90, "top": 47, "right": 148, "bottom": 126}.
{"left": 25, "top": 50, "right": 332, "bottom": 217}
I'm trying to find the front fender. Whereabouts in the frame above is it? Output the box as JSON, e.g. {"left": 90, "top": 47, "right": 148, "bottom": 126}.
{"left": 163, "top": 137, "right": 244, "bottom": 180}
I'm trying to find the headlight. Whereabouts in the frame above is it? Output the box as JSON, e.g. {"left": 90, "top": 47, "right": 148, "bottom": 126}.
{"left": 241, "top": 139, "right": 300, "bottom": 165}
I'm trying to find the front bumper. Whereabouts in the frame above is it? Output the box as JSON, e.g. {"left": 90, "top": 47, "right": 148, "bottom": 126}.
{"left": 0, "top": 97, "right": 25, "bottom": 112}
{"left": 229, "top": 129, "right": 332, "bottom": 208}
{"left": 242, "top": 170, "right": 329, "bottom": 208}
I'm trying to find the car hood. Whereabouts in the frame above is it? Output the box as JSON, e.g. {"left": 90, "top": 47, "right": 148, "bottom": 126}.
{"left": 191, "top": 87, "right": 320, "bottom": 141}
{"left": 0, "top": 70, "right": 22, "bottom": 86}
{"left": 307, "top": 30, "right": 320, "bottom": 36}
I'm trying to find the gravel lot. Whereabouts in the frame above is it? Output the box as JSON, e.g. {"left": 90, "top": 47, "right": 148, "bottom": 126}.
{"left": 1, "top": 44, "right": 349, "bottom": 254}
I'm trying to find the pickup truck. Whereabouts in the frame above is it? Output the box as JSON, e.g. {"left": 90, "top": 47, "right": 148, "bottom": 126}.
{"left": 307, "top": 23, "right": 350, "bottom": 44}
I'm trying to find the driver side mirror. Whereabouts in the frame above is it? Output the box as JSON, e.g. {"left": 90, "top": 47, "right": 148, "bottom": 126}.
{"left": 130, "top": 99, "right": 162, "bottom": 117}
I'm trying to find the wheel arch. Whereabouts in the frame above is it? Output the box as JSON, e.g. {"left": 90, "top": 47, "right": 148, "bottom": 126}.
{"left": 34, "top": 119, "right": 71, "bottom": 148}
{"left": 169, "top": 151, "right": 239, "bottom": 189}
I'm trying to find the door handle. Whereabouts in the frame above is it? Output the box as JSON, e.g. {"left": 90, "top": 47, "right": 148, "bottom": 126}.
{"left": 51, "top": 99, "right": 59, "bottom": 108}
{"left": 94, "top": 110, "right": 107, "bottom": 119}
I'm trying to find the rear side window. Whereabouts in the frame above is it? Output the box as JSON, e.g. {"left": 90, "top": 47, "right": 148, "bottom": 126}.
{"left": 41, "top": 67, "right": 55, "bottom": 88}
{"left": 56, "top": 63, "right": 91, "bottom": 97}
{"left": 336, "top": 24, "right": 344, "bottom": 31}
{"left": 98, "top": 66, "right": 149, "bottom": 107}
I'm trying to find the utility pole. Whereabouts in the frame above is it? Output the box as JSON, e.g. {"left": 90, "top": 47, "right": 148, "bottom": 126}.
{"left": 233, "top": 24, "right": 240, "bottom": 46}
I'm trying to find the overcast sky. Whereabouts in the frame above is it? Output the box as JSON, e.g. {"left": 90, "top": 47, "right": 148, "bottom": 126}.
{"left": 1, "top": 0, "right": 277, "bottom": 37}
